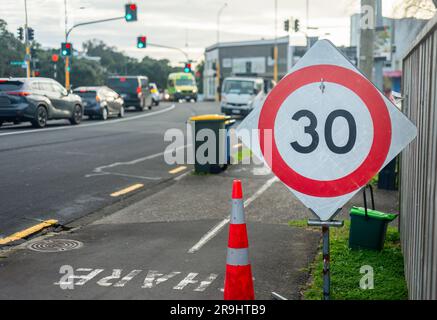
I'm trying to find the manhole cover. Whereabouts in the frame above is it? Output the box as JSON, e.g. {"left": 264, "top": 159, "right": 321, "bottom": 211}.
{"left": 27, "top": 239, "right": 83, "bottom": 252}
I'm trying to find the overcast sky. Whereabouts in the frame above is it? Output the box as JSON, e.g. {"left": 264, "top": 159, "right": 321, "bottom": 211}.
{"left": 1, "top": 0, "right": 405, "bottom": 65}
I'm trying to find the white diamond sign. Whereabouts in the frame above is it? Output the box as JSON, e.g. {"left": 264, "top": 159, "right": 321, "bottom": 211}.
{"left": 236, "top": 40, "right": 417, "bottom": 221}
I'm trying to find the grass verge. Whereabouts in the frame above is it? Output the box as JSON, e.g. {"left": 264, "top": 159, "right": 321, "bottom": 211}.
{"left": 289, "top": 219, "right": 408, "bottom": 300}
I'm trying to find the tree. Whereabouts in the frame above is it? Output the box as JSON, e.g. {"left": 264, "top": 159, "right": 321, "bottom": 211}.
{"left": 0, "top": 19, "right": 26, "bottom": 78}
{"left": 396, "top": 0, "right": 437, "bottom": 18}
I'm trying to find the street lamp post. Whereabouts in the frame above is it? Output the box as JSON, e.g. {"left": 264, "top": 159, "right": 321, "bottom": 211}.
{"left": 216, "top": 3, "right": 227, "bottom": 102}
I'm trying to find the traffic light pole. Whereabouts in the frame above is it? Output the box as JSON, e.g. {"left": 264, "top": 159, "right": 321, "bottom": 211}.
{"left": 24, "top": 0, "right": 30, "bottom": 78}
{"left": 147, "top": 43, "right": 189, "bottom": 62}
{"left": 64, "top": 16, "right": 125, "bottom": 89}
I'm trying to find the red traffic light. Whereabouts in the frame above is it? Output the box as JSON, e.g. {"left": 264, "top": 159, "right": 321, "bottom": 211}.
{"left": 51, "top": 54, "right": 59, "bottom": 62}
{"left": 130, "top": 4, "right": 136, "bottom": 10}
{"left": 65, "top": 43, "right": 71, "bottom": 49}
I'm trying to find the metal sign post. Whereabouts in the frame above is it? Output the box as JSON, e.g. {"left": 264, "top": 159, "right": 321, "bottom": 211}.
{"left": 307, "top": 219, "right": 343, "bottom": 300}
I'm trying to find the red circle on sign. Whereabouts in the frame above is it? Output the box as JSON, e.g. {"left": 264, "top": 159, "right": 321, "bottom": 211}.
{"left": 258, "top": 64, "right": 391, "bottom": 197}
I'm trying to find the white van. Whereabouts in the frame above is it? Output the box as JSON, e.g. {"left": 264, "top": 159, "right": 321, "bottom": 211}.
{"left": 220, "top": 77, "right": 265, "bottom": 117}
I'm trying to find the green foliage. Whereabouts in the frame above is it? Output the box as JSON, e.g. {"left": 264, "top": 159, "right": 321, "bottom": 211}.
{"left": 0, "top": 21, "right": 179, "bottom": 90}
{"left": 289, "top": 219, "right": 408, "bottom": 300}
{"left": 0, "top": 19, "right": 26, "bottom": 77}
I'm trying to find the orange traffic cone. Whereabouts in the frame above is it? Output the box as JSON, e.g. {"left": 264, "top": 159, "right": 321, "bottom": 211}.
{"left": 224, "top": 179, "right": 255, "bottom": 300}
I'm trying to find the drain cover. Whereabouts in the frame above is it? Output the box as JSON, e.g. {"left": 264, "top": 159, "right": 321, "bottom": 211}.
{"left": 27, "top": 239, "right": 83, "bottom": 252}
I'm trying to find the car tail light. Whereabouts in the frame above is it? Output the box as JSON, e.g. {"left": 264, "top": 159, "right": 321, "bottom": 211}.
{"left": 96, "top": 95, "right": 101, "bottom": 102}
{"left": 7, "top": 91, "right": 30, "bottom": 96}
{"left": 136, "top": 87, "right": 141, "bottom": 94}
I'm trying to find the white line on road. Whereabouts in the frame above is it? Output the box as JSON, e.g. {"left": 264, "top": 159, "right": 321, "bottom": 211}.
{"left": 0, "top": 104, "right": 175, "bottom": 137}
{"left": 188, "top": 176, "right": 278, "bottom": 253}
{"left": 85, "top": 144, "right": 189, "bottom": 178}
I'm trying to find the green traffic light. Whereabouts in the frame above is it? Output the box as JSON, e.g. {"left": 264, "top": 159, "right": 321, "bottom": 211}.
{"left": 125, "top": 13, "right": 132, "bottom": 21}
{"left": 137, "top": 43, "right": 144, "bottom": 48}
{"left": 62, "top": 50, "right": 67, "bottom": 56}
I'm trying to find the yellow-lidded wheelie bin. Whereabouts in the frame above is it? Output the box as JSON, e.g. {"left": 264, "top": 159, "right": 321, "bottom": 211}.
{"left": 189, "top": 114, "right": 230, "bottom": 174}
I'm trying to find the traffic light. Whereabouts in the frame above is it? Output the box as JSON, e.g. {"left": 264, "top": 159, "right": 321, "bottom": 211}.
{"left": 31, "top": 48, "right": 37, "bottom": 58}
{"left": 137, "top": 36, "right": 146, "bottom": 48}
{"left": 294, "top": 19, "right": 300, "bottom": 32}
{"left": 61, "top": 42, "right": 72, "bottom": 56}
{"left": 184, "top": 63, "right": 191, "bottom": 73}
{"left": 284, "top": 19, "right": 289, "bottom": 32}
{"left": 125, "top": 3, "right": 137, "bottom": 22}
{"left": 17, "top": 27, "right": 24, "bottom": 41}
{"left": 27, "top": 28, "right": 34, "bottom": 41}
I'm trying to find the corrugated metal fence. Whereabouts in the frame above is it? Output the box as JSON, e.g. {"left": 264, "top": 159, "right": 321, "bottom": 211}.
{"left": 400, "top": 13, "right": 437, "bottom": 300}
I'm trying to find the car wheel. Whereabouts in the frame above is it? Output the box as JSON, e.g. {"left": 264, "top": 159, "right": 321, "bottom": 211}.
{"left": 69, "top": 105, "right": 82, "bottom": 125}
{"left": 101, "top": 107, "right": 108, "bottom": 121}
{"left": 118, "top": 106, "right": 125, "bottom": 118}
{"left": 155, "top": 101, "right": 160, "bottom": 106}
{"left": 31, "top": 106, "right": 48, "bottom": 128}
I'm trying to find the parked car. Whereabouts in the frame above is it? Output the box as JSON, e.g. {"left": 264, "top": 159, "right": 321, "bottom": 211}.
{"left": 73, "top": 86, "right": 125, "bottom": 120}
{"left": 167, "top": 72, "right": 198, "bottom": 102}
{"left": 0, "top": 77, "right": 83, "bottom": 128}
{"left": 220, "top": 77, "right": 265, "bottom": 117}
{"left": 105, "top": 75, "right": 152, "bottom": 111}
{"left": 149, "top": 82, "right": 160, "bottom": 106}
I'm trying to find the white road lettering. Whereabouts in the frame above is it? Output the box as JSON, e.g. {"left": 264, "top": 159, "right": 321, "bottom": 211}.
{"left": 173, "top": 272, "right": 199, "bottom": 290}
{"left": 96, "top": 269, "right": 142, "bottom": 287}
{"left": 55, "top": 268, "right": 218, "bottom": 292}
{"left": 194, "top": 273, "right": 218, "bottom": 292}
{"left": 142, "top": 270, "right": 181, "bottom": 288}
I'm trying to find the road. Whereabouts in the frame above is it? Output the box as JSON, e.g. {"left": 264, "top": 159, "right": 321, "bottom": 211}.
{"left": 0, "top": 100, "right": 320, "bottom": 300}
{"left": 0, "top": 101, "right": 214, "bottom": 237}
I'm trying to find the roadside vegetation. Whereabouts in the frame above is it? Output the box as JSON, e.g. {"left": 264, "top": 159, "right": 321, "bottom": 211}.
{"left": 289, "top": 219, "right": 408, "bottom": 300}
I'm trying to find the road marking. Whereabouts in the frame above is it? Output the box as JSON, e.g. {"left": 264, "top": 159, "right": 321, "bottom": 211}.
{"left": 188, "top": 176, "right": 278, "bottom": 253}
{"left": 55, "top": 268, "right": 218, "bottom": 292}
{"left": 85, "top": 144, "right": 189, "bottom": 178}
{"left": 0, "top": 219, "right": 58, "bottom": 245}
{"left": 110, "top": 184, "right": 144, "bottom": 197}
{"left": 169, "top": 166, "right": 187, "bottom": 174}
{"left": 174, "top": 170, "right": 191, "bottom": 181}
{"left": 0, "top": 104, "right": 175, "bottom": 137}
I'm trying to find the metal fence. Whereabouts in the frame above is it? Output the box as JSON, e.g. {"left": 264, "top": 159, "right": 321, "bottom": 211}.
{"left": 400, "top": 13, "right": 437, "bottom": 300}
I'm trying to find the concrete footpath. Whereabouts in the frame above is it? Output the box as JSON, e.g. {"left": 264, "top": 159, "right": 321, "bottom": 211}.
{"left": 0, "top": 161, "right": 399, "bottom": 300}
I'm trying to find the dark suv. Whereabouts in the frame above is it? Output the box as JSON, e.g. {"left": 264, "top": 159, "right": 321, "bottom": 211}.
{"left": 0, "top": 77, "right": 83, "bottom": 128}
{"left": 106, "top": 75, "right": 152, "bottom": 111}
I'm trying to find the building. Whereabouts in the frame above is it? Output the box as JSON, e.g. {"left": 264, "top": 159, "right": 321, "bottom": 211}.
{"left": 203, "top": 37, "right": 357, "bottom": 101}
{"left": 350, "top": 14, "right": 428, "bottom": 92}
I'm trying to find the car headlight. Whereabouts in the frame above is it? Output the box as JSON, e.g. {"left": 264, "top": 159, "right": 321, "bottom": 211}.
{"left": 247, "top": 99, "right": 254, "bottom": 107}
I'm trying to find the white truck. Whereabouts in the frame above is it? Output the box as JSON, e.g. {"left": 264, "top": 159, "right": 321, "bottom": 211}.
{"left": 220, "top": 77, "right": 265, "bottom": 117}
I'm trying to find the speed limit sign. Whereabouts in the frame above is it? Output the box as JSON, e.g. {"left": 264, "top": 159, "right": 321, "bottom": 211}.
{"left": 237, "top": 40, "right": 417, "bottom": 221}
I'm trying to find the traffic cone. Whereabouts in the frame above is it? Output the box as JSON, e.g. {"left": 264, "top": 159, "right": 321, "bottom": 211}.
{"left": 224, "top": 179, "right": 255, "bottom": 300}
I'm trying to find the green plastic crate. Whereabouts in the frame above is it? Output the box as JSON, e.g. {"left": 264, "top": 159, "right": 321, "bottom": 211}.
{"left": 349, "top": 206, "right": 398, "bottom": 251}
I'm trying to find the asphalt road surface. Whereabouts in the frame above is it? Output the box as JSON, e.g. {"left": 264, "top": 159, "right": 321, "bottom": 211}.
{"left": 0, "top": 101, "right": 216, "bottom": 237}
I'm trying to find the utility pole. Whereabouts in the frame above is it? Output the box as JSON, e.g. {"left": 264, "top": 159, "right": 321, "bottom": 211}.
{"left": 374, "top": 0, "right": 384, "bottom": 90}
{"left": 359, "top": 0, "right": 376, "bottom": 81}
{"left": 24, "top": 0, "right": 30, "bottom": 78}
{"left": 216, "top": 3, "right": 227, "bottom": 102}
{"left": 273, "top": 0, "right": 278, "bottom": 83}
{"left": 64, "top": 0, "right": 70, "bottom": 90}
